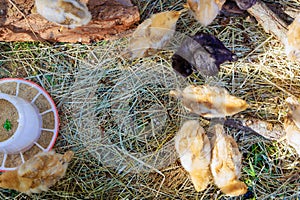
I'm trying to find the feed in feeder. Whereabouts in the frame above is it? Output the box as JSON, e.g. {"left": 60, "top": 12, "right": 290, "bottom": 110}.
{"left": 0, "top": 101, "right": 18, "bottom": 142}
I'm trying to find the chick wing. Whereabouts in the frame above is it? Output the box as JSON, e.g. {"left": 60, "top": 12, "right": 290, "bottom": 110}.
{"left": 18, "top": 156, "right": 45, "bottom": 178}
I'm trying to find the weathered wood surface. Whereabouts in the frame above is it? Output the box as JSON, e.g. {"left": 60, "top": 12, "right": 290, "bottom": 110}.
{"left": 247, "top": 0, "right": 288, "bottom": 44}
{"left": 0, "top": 0, "right": 140, "bottom": 43}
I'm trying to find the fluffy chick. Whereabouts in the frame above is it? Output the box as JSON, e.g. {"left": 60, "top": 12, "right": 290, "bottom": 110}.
{"left": 284, "top": 97, "right": 300, "bottom": 155}
{"left": 283, "top": 115, "right": 300, "bottom": 156}
{"left": 285, "top": 13, "right": 300, "bottom": 61}
{"left": 170, "top": 85, "right": 248, "bottom": 118}
{"left": 127, "top": 10, "right": 182, "bottom": 59}
{"left": 172, "top": 32, "right": 237, "bottom": 77}
{"left": 185, "top": 0, "right": 226, "bottom": 26}
{"left": 286, "top": 97, "right": 300, "bottom": 129}
{"left": 210, "top": 124, "right": 247, "bottom": 196}
{"left": 0, "top": 150, "right": 74, "bottom": 194}
{"left": 175, "top": 120, "right": 211, "bottom": 192}
{"left": 35, "top": 0, "right": 92, "bottom": 29}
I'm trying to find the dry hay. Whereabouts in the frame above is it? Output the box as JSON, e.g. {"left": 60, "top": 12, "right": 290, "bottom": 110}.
{"left": 0, "top": 0, "right": 300, "bottom": 199}
{"left": 68, "top": 45, "right": 188, "bottom": 174}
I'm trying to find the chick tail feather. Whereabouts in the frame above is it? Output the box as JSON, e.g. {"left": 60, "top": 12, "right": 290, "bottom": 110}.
{"left": 220, "top": 180, "right": 247, "bottom": 196}
{"left": 190, "top": 170, "right": 210, "bottom": 192}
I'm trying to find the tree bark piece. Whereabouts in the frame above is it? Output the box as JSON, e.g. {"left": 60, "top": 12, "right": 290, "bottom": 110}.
{"left": 0, "top": 0, "right": 140, "bottom": 43}
{"left": 224, "top": 118, "right": 284, "bottom": 141}
{"left": 247, "top": 0, "right": 288, "bottom": 44}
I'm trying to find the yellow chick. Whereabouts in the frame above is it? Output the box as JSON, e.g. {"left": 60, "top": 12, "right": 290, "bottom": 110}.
{"left": 185, "top": 0, "right": 226, "bottom": 26}
{"left": 286, "top": 97, "right": 300, "bottom": 129}
{"left": 127, "top": 10, "right": 182, "bottom": 59}
{"left": 170, "top": 85, "right": 248, "bottom": 118}
{"left": 35, "top": 0, "right": 92, "bottom": 29}
{"left": 285, "top": 13, "right": 300, "bottom": 61}
{"left": 175, "top": 120, "right": 212, "bottom": 192}
{"left": 283, "top": 115, "right": 300, "bottom": 156}
{"left": 283, "top": 97, "right": 300, "bottom": 156}
{"left": 210, "top": 124, "right": 247, "bottom": 196}
{"left": 0, "top": 150, "right": 74, "bottom": 194}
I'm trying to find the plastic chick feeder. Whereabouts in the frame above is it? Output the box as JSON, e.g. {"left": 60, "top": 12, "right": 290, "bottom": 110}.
{"left": 0, "top": 78, "right": 59, "bottom": 171}
{"left": 0, "top": 93, "right": 42, "bottom": 154}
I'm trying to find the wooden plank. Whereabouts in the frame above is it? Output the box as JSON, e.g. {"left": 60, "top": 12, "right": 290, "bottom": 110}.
{"left": 0, "top": 0, "right": 140, "bottom": 43}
